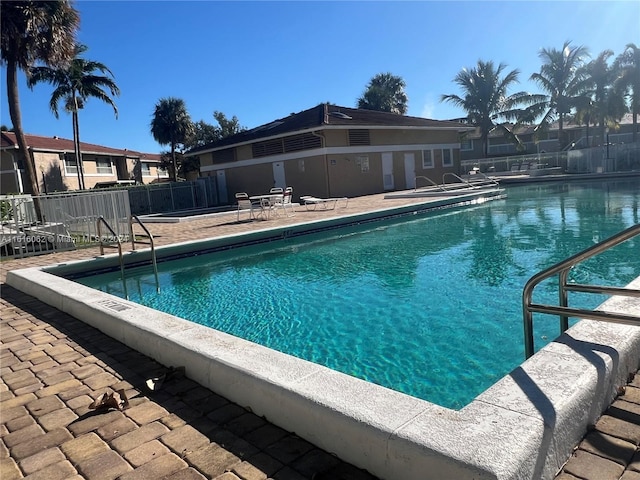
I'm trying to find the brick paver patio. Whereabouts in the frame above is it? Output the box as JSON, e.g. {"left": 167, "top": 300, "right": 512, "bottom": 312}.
{"left": 2, "top": 191, "right": 639, "bottom": 480}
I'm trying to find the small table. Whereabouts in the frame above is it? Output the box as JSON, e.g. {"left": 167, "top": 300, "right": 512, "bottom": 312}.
{"left": 249, "top": 194, "right": 284, "bottom": 220}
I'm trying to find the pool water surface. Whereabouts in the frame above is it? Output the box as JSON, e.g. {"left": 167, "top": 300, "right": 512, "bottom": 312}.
{"left": 76, "top": 179, "right": 640, "bottom": 409}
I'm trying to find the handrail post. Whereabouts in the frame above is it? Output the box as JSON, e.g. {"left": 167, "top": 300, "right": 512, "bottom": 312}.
{"left": 523, "top": 308, "right": 535, "bottom": 359}
{"left": 97, "top": 218, "right": 104, "bottom": 255}
{"left": 559, "top": 269, "right": 570, "bottom": 332}
{"left": 523, "top": 280, "right": 536, "bottom": 358}
{"left": 130, "top": 215, "right": 159, "bottom": 293}
{"left": 129, "top": 216, "right": 136, "bottom": 251}
{"left": 96, "top": 215, "right": 128, "bottom": 299}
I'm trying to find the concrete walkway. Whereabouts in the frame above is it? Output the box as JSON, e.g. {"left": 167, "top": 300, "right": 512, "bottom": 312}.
{"left": 2, "top": 190, "right": 639, "bottom": 480}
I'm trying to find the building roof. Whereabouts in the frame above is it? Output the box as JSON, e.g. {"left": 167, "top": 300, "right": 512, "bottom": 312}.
{"left": 188, "top": 103, "right": 472, "bottom": 154}
{"left": 0, "top": 132, "right": 161, "bottom": 161}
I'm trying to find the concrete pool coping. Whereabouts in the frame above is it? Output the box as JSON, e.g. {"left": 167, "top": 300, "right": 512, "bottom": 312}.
{"left": 6, "top": 190, "right": 640, "bottom": 480}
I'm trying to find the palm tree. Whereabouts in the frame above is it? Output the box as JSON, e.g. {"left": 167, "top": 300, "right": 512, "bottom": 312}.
{"left": 615, "top": 43, "right": 640, "bottom": 143}
{"left": 357, "top": 72, "right": 408, "bottom": 114}
{"left": 581, "top": 49, "right": 628, "bottom": 145}
{"left": 526, "top": 41, "right": 590, "bottom": 149}
{"left": 441, "top": 60, "right": 538, "bottom": 158}
{"left": 28, "top": 44, "right": 120, "bottom": 190}
{"left": 151, "top": 97, "right": 193, "bottom": 182}
{"left": 1, "top": 0, "right": 79, "bottom": 200}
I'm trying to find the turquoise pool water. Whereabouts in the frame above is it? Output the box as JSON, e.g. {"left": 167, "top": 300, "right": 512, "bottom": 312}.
{"left": 76, "top": 179, "right": 640, "bottom": 409}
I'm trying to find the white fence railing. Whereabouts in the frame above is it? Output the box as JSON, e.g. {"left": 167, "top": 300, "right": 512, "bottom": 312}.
{"left": 461, "top": 141, "right": 640, "bottom": 175}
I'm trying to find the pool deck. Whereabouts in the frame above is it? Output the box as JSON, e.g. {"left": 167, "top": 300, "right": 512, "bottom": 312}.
{"left": 2, "top": 185, "right": 640, "bottom": 480}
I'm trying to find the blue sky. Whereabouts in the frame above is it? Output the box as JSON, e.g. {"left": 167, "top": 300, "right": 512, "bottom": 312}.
{"left": 1, "top": 1, "right": 639, "bottom": 154}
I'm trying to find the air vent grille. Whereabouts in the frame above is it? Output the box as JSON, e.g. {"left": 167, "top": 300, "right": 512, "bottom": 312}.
{"left": 348, "top": 129, "right": 370, "bottom": 146}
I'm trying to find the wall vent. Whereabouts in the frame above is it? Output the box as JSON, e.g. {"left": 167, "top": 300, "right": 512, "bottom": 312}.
{"left": 348, "top": 129, "right": 370, "bottom": 146}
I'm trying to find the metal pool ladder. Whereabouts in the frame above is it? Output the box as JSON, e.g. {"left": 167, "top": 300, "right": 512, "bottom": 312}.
{"left": 129, "top": 215, "right": 159, "bottom": 292}
{"left": 523, "top": 223, "right": 640, "bottom": 359}
{"left": 96, "top": 216, "right": 159, "bottom": 299}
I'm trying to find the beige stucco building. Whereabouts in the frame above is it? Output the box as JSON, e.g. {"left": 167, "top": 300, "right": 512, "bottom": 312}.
{"left": 1, "top": 132, "right": 167, "bottom": 194}
{"left": 186, "top": 104, "right": 473, "bottom": 204}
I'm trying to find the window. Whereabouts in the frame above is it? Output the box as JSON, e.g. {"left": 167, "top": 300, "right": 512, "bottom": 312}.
{"left": 422, "top": 150, "right": 433, "bottom": 168}
{"left": 460, "top": 139, "right": 473, "bottom": 151}
{"left": 63, "top": 155, "right": 77, "bottom": 174}
{"left": 442, "top": 149, "right": 453, "bottom": 167}
{"left": 96, "top": 158, "right": 112, "bottom": 174}
{"left": 140, "top": 162, "right": 151, "bottom": 176}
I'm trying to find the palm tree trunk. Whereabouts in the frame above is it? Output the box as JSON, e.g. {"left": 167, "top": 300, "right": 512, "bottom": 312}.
{"left": 171, "top": 142, "right": 177, "bottom": 182}
{"left": 72, "top": 95, "right": 85, "bottom": 190}
{"left": 482, "top": 133, "right": 489, "bottom": 158}
{"left": 6, "top": 58, "right": 43, "bottom": 219}
{"left": 633, "top": 106, "right": 638, "bottom": 143}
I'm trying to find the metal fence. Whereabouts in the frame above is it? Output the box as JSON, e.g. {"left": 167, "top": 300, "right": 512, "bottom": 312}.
{"left": 127, "top": 177, "right": 220, "bottom": 215}
{"left": 1, "top": 190, "right": 131, "bottom": 258}
{"left": 460, "top": 152, "right": 569, "bottom": 175}
{"left": 461, "top": 141, "right": 640, "bottom": 175}
{"left": 0, "top": 178, "right": 224, "bottom": 258}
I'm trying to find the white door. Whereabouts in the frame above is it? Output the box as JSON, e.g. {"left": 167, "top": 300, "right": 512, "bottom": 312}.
{"left": 216, "top": 170, "right": 227, "bottom": 204}
{"left": 382, "top": 153, "right": 394, "bottom": 190}
{"left": 404, "top": 153, "right": 416, "bottom": 189}
{"left": 272, "top": 161, "right": 286, "bottom": 188}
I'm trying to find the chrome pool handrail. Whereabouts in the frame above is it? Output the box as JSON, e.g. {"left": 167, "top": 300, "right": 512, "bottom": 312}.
{"left": 443, "top": 172, "right": 500, "bottom": 190}
{"left": 413, "top": 175, "right": 446, "bottom": 192}
{"left": 97, "top": 215, "right": 129, "bottom": 299}
{"left": 129, "top": 215, "right": 159, "bottom": 292}
{"left": 523, "top": 223, "right": 640, "bottom": 359}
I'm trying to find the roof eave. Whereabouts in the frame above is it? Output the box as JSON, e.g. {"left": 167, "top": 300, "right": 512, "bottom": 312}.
{"left": 187, "top": 124, "right": 470, "bottom": 156}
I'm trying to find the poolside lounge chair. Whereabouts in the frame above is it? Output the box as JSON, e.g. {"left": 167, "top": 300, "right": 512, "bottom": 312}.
{"left": 300, "top": 195, "right": 349, "bottom": 211}
{"left": 235, "top": 192, "right": 258, "bottom": 221}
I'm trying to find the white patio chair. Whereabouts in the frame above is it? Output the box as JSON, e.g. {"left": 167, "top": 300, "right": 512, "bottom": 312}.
{"left": 235, "top": 192, "right": 258, "bottom": 221}
{"left": 273, "top": 187, "right": 295, "bottom": 216}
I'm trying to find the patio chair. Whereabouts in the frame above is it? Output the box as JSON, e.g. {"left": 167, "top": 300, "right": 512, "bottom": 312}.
{"left": 273, "top": 187, "right": 295, "bottom": 216}
{"left": 270, "top": 187, "right": 283, "bottom": 194}
{"left": 300, "top": 195, "right": 349, "bottom": 211}
{"left": 236, "top": 192, "right": 258, "bottom": 221}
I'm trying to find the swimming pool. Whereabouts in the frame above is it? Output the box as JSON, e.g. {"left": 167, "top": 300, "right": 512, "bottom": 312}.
{"left": 75, "top": 179, "right": 640, "bottom": 409}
